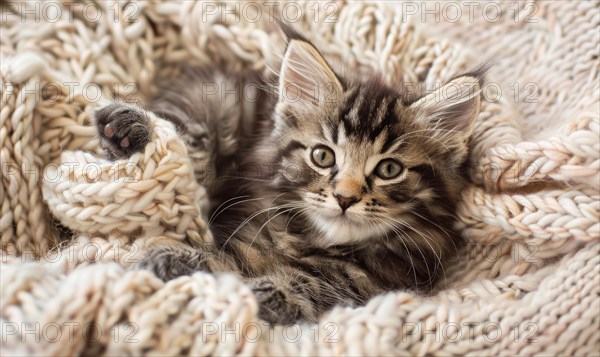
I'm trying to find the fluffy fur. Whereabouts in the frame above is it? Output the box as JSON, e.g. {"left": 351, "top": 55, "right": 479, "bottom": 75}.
{"left": 95, "top": 27, "right": 484, "bottom": 324}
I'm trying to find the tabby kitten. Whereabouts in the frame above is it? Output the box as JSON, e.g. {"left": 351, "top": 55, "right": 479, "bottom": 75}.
{"left": 95, "top": 26, "right": 483, "bottom": 324}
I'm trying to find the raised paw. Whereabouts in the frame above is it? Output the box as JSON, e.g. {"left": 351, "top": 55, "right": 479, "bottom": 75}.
{"left": 95, "top": 102, "right": 152, "bottom": 159}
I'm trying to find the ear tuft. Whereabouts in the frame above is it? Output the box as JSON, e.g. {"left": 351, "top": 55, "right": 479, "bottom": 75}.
{"left": 276, "top": 17, "right": 310, "bottom": 43}
{"left": 279, "top": 37, "right": 343, "bottom": 108}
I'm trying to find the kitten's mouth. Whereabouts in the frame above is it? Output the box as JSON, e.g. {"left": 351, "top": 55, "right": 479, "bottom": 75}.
{"left": 327, "top": 211, "right": 361, "bottom": 225}
{"left": 315, "top": 207, "right": 360, "bottom": 221}
{"left": 311, "top": 211, "right": 382, "bottom": 244}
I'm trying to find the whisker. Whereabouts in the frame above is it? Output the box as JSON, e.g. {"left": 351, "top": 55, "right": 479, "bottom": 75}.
{"left": 385, "top": 217, "right": 445, "bottom": 287}
{"left": 250, "top": 206, "right": 303, "bottom": 247}
{"left": 379, "top": 220, "right": 419, "bottom": 288}
{"left": 210, "top": 195, "right": 253, "bottom": 225}
{"left": 219, "top": 191, "right": 295, "bottom": 252}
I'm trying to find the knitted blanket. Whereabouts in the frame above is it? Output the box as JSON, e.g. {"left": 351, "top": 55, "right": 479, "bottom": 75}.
{"left": 1, "top": 1, "right": 599, "bottom": 355}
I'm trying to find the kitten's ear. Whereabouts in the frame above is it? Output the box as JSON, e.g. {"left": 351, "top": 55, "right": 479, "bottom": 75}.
{"left": 279, "top": 38, "right": 343, "bottom": 108}
{"left": 410, "top": 75, "right": 482, "bottom": 144}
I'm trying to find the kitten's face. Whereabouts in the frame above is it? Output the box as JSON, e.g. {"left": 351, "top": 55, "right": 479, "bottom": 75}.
{"left": 294, "top": 111, "right": 428, "bottom": 245}
{"left": 267, "top": 36, "right": 481, "bottom": 246}
{"left": 296, "top": 109, "right": 430, "bottom": 245}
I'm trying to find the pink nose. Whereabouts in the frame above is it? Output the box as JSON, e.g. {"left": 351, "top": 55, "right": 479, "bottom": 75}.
{"left": 335, "top": 195, "right": 360, "bottom": 212}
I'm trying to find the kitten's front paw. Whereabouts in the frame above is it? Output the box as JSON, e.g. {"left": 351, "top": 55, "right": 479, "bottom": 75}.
{"left": 249, "top": 277, "right": 315, "bottom": 324}
{"left": 134, "top": 248, "right": 198, "bottom": 282}
{"left": 95, "top": 102, "right": 152, "bottom": 159}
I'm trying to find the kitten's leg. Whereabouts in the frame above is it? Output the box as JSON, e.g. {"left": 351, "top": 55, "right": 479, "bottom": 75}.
{"left": 137, "top": 249, "right": 341, "bottom": 323}
{"left": 95, "top": 102, "right": 152, "bottom": 160}
{"left": 134, "top": 245, "right": 238, "bottom": 281}
{"left": 149, "top": 68, "right": 258, "bottom": 192}
{"left": 245, "top": 268, "right": 357, "bottom": 324}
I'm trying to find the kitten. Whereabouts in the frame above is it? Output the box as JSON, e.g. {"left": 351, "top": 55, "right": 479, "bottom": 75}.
{"left": 95, "top": 25, "right": 483, "bottom": 324}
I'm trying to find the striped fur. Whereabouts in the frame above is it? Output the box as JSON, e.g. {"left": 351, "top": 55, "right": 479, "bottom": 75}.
{"left": 96, "top": 31, "right": 483, "bottom": 324}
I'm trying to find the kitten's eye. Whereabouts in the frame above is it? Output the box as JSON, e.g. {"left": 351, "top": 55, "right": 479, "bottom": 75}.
{"left": 311, "top": 146, "right": 335, "bottom": 168}
{"left": 375, "top": 159, "right": 403, "bottom": 179}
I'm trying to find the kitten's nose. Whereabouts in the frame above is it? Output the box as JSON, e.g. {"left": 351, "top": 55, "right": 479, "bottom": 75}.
{"left": 335, "top": 194, "right": 360, "bottom": 212}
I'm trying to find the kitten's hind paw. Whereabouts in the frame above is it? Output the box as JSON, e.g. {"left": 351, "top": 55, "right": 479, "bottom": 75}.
{"left": 95, "top": 102, "right": 152, "bottom": 159}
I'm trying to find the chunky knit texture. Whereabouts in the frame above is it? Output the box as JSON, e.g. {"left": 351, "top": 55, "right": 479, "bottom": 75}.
{"left": 1, "top": 1, "right": 599, "bottom": 355}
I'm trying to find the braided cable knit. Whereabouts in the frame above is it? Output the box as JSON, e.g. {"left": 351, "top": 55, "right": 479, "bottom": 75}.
{"left": 41, "top": 112, "right": 210, "bottom": 244}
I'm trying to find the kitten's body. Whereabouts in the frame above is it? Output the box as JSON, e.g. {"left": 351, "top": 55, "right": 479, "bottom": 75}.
{"left": 96, "top": 28, "right": 482, "bottom": 324}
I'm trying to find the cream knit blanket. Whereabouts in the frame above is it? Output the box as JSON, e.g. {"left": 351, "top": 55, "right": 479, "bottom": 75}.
{"left": 1, "top": 1, "right": 599, "bottom": 355}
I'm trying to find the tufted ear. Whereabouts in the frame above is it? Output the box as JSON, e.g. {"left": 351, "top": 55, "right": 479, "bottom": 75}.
{"left": 410, "top": 75, "right": 482, "bottom": 144}
{"left": 278, "top": 38, "right": 343, "bottom": 109}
